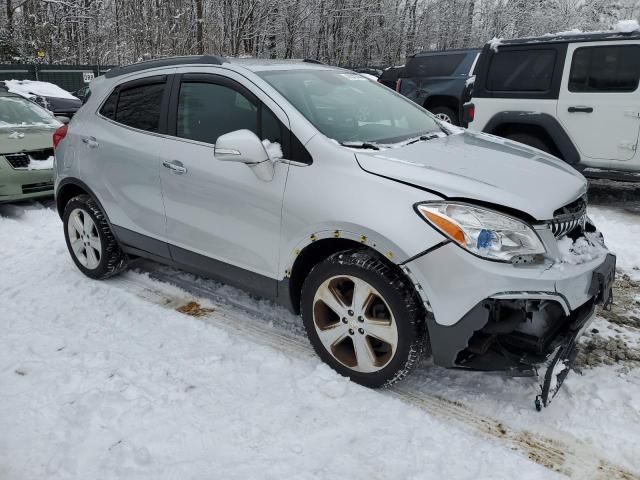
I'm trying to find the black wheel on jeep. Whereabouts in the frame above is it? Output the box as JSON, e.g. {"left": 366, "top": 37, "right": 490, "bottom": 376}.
{"left": 504, "top": 132, "right": 552, "bottom": 154}
{"left": 63, "top": 194, "right": 127, "bottom": 279}
{"left": 429, "top": 106, "right": 459, "bottom": 126}
{"left": 301, "top": 249, "right": 427, "bottom": 388}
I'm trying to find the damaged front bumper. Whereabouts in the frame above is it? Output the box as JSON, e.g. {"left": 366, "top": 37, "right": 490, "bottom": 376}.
{"left": 404, "top": 238, "right": 616, "bottom": 409}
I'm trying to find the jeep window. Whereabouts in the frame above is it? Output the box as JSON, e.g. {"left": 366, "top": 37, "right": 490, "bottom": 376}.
{"left": 405, "top": 54, "right": 466, "bottom": 77}
{"left": 103, "top": 81, "right": 165, "bottom": 132}
{"left": 487, "top": 49, "right": 556, "bottom": 92}
{"left": 569, "top": 45, "right": 640, "bottom": 92}
{"left": 258, "top": 70, "right": 441, "bottom": 144}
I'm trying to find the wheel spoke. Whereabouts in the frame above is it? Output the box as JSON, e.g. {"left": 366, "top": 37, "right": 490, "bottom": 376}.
{"left": 366, "top": 320, "right": 398, "bottom": 346}
{"left": 88, "top": 235, "right": 101, "bottom": 251}
{"left": 317, "top": 323, "right": 349, "bottom": 348}
{"left": 71, "top": 212, "right": 84, "bottom": 235}
{"left": 85, "top": 246, "right": 100, "bottom": 268}
{"left": 83, "top": 215, "right": 96, "bottom": 236}
{"left": 70, "top": 237, "right": 84, "bottom": 255}
{"left": 316, "top": 284, "right": 348, "bottom": 317}
{"left": 352, "top": 334, "right": 377, "bottom": 371}
{"left": 351, "top": 278, "right": 373, "bottom": 314}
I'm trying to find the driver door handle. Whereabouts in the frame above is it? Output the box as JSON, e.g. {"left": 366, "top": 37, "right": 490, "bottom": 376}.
{"left": 162, "top": 160, "right": 187, "bottom": 174}
{"left": 568, "top": 106, "right": 593, "bottom": 113}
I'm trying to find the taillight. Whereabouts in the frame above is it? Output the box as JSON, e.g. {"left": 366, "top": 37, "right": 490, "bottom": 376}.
{"left": 396, "top": 78, "right": 402, "bottom": 92}
{"left": 463, "top": 103, "right": 475, "bottom": 125}
{"left": 53, "top": 125, "right": 68, "bottom": 149}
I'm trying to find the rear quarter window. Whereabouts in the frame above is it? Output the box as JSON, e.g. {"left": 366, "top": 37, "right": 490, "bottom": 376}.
{"left": 405, "top": 54, "right": 466, "bottom": 77}
{"left": 569, "top": 45, "right": 640, "bottom": 92}
{"left": 487, "top": 49, "right": 556, "bottom": 92}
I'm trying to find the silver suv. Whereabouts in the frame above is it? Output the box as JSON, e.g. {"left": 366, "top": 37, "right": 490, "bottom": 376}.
{"left": 54, "top": 56, "right": 615, "bottom": 408}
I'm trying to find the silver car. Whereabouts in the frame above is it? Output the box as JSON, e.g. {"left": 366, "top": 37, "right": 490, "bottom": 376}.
{"left": 54, "top": 56, "right": 615, "bottom": 408}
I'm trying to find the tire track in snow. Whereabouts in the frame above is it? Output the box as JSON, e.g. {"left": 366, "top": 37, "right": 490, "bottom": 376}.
{"left": 110, "top": 269, "right": 638, "bottom": 480}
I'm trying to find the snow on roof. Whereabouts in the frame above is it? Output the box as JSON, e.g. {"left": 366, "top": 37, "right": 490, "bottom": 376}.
{"left": 4, "top": 80, "right": 78, "bottom": 101}
{"left": 613, "top": 19, "right": 640, "bottom": 33}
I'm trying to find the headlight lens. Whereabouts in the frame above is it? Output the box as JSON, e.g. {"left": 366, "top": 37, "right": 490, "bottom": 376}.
{"left": 416, "top": 202, "right": 546, "bottom": 261}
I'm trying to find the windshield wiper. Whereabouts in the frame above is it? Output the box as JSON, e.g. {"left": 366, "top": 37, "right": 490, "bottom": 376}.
{"left": 404, "top": 132, "right": 441, "bottom": 146}
{"left": 339, "top": 141, "right": 381, "bottom": 150}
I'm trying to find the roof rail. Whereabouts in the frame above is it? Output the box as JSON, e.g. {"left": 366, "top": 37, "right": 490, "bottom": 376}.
{"left": 105, "top": 55, "right": 225, "bottom": 79}
{"left": 302, "top": 58, "right": 324, "bottom": 65}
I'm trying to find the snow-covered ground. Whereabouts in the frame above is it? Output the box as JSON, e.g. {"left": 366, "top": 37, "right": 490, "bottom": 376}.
{"left": 1, "top": 200, "right": 639, "bottom": 479}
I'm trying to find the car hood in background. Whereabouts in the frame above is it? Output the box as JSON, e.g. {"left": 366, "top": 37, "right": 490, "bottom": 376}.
{"left": 0, "top": 127, "right": 57, "bottom": 155}
{"left": 45, "top": 96, "right": 82, "bottom": 114}
{"left": 355, "top": 131, "right": 587, "bottom": 220}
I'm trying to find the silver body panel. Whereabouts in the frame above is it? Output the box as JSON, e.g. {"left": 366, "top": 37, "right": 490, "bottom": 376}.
{"left": 55, "top": 59, "right": 610, "bottom": 339}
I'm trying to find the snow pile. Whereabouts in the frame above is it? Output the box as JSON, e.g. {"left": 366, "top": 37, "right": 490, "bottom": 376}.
{"left": 589, "top": 206, "right": 640, "bottom": 280}
{"left": 0, "top": 208, "right": 560, "bottom": 479}
{"left": 7, "top": 130, "right": 24, "bottom": 139}
{"left": 613, "top": 19, "right": 640, "bottom": 33}
{"left": 4, "top": 79, "right": 79, "bottom": 100}
{"left": 262, "top": 139, "right": 283, "bottom": 160}
{"left": 556, "top": 233, "right": 607, "bottom": 265}
{"left": 488, "top": 37, "right": 502, "bottom": 52}
{"left": 27, "top": 155, "right": 54, "bottom": 170}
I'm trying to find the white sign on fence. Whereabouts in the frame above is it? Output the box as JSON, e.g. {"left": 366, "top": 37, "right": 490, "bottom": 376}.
{"left": 82, "top": 72, "right": 95, "bottom": 83}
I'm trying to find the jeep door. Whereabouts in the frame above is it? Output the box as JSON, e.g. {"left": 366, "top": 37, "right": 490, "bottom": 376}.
{"left": 557, "top": 42, "right": 640, "bottom": 169}
{"left": 80, "top": 73, "right": 172, "bottom": 244}
{"left": 158, "top": 71, "right": 290, "bottom": 297}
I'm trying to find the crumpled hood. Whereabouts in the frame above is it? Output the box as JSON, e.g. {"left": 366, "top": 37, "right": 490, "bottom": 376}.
{"left": 355, "top": 131, "right": 587, "bottom": 220}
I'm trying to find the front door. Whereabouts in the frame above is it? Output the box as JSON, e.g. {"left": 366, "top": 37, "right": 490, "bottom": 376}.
{"left": 557, "top": 42, "right": 640, "bottom": 169}
{"left": 158, "top": 71, "right": 290, "bottom": 296}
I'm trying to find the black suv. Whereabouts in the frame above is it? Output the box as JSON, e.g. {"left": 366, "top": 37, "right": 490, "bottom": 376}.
{"left": 397, "top": 49, "right": 480, "bottom": 125}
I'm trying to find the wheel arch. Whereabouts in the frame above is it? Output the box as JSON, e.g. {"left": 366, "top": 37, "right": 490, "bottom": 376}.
{"left": 424, "top": 94, "right": 459, "bottom": 112}
{"left": 482, "top": 112, "right": 580, "bottom": 166}
{"left": 56, "top": 178, "right": 114, "bottom": 229}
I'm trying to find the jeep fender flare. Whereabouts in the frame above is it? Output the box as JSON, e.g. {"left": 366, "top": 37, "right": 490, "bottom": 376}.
{"left": 482, "top": 111, "right": 580, "bottom": 166}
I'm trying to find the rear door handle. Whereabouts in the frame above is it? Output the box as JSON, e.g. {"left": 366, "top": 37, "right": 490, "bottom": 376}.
{"left": 82, "top": 136, "right": 99, "bottom": 148}
{"left": 162, "top": 160, "right": 187, "bottom": 174}
{"left": 568, "top": 106, "right": 593, "bottom": 113}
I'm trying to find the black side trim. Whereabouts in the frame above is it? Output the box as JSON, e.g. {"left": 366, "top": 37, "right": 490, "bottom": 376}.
{"left": 104, "top": 55, "right": 225, "bottom": 79}
{"left": 399, "top": 240, "right": 451, "bottom": 265}
{"left": 169, "top": 245, "right": 277, "bottom": 300}
{"left": 482, "top": 111, "right": 581, "bottom": 166}
{"left": 113, "top": 226, "right": 170, "bottom": 258}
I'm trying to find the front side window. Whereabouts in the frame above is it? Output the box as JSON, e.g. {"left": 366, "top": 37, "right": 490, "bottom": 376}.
{"left": 487, "top": 49, "right": 556, "bottom": 92}
{"left": 258, "top": 70, "right": 441, "bottom": 144}
{"left": 569, "top": 45, "right": 640, "bottom": 92}
{"left": 177, "top": 82, "right": 258, "bottom": 144}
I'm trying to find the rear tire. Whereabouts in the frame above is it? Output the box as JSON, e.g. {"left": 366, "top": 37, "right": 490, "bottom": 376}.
{"left": 301, "top": 250, "right": 426, "bottom": 388}
{"left": 504, "top": 132, "right": 552, "bottom": 154}
{"left": 63, "top": 194, "right": 127, "bottom": 279}
{"left": 429, "top": 106, "right": 459, "bottom": 126}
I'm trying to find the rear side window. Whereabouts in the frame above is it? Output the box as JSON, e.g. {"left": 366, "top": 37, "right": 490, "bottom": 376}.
{"left": 99, "top": 80, "right": 165, "bottom": 132}
{"left": 569, "top": 45, "right": 640, "bottom": 92}
{"left": 487, "top": 49, "right": 556, "bottom": 92}
{"left": 116, "top": 83, "right": 165, "bottom": 132}
{"left": 405, "top": 54, "right": 466, "bottom": 77}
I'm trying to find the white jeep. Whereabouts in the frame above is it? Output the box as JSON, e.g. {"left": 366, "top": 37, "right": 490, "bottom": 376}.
{"left": 467, "top": 27, "right": 640, "bottom": 182}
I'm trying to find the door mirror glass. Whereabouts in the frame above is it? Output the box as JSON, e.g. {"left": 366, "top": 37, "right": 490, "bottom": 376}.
{"left": 215, "top": 129, "right": 274, "bottom": 181}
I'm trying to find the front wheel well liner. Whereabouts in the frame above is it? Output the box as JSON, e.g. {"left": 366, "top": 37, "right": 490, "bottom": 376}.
{"left": 287, "top": 239, "right": 411, "bottom": 315}
{"left": 56, "top": 182, "right": 90, "bottom": 218}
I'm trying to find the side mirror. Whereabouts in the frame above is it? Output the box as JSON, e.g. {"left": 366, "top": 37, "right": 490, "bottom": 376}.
{"left": 55, "top": 115, "right": 70, "bottom": 125}
{"left": 215, "top": 129, "right": 274, "bottom": 182}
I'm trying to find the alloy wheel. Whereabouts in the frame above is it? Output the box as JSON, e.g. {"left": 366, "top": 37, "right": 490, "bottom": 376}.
{"left": 312, "top": 275, "right": 398, "bottom": 373}
{"left": 67, "top": 208, "right": 102, "bottom": 269}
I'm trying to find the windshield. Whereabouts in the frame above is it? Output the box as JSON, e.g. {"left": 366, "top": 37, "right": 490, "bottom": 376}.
{"left": 258, "top": 70, "right": 441, "bottom": 144}
{"left": 0, "top": 96, "right": 60, "bottom": 129}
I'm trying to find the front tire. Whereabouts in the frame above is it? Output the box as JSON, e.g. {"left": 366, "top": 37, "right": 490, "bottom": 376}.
{"left": 301, "top": 250, "right": 427, "bottom": 388}
{"left": 63, "top": 195, "right": 127, "bottom": 279}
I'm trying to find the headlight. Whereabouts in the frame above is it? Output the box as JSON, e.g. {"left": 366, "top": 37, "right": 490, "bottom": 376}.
{"left": 415, "top": 202, "right": 546, "bottom": 262}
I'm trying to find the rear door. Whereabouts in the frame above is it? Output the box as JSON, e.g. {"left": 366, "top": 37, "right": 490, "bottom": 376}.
{"left": 80, "top": 72, "right": 172, "bottom": 247}
{"left": 557, "top": 42, "right": 640, "bottom": 167}
{"left": 158, "top": 70, "right": 292, "bottom": 296}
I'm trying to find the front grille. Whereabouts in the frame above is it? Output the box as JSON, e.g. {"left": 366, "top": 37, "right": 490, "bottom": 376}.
{"left": 5, "top": 153, "right": 29, "bottom": 168}
{"left": 549, "top": 195, "right": 588, "bottom": 238}
{"left": 22, "top": 181, "right": 54, "bottom": 194}
{"left": 4, "top": 149, "right": 54, "bottom": 169}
